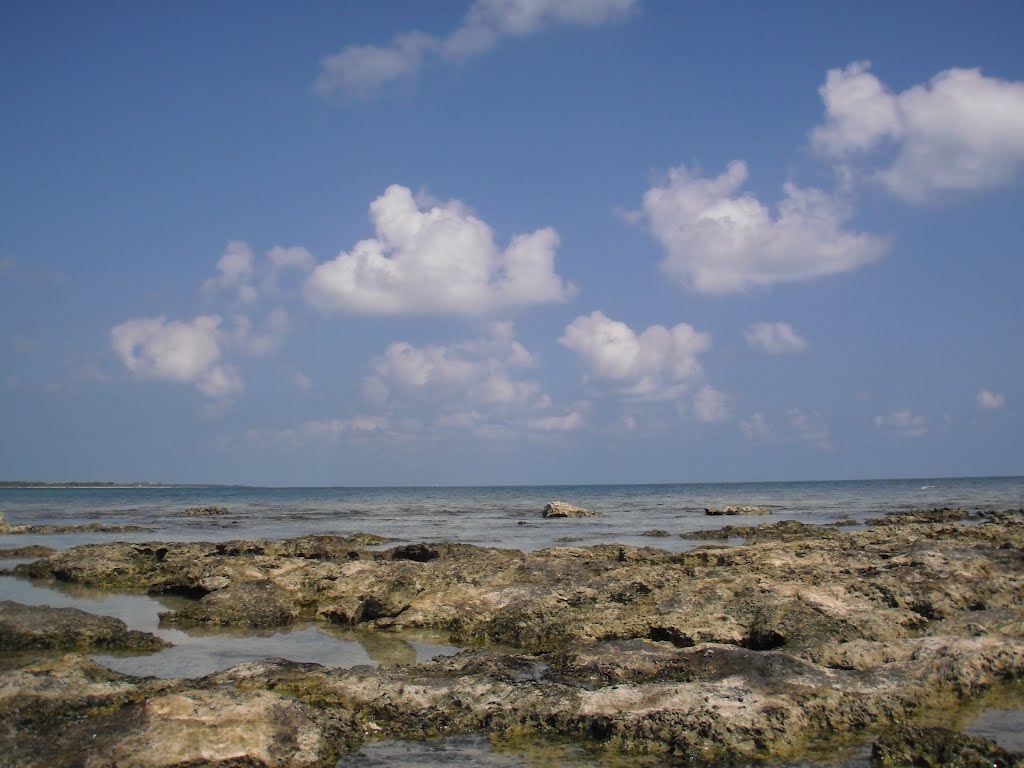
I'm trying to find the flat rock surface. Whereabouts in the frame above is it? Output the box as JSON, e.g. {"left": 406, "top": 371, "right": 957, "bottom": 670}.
{"left": 3, "top": 508, "right": 1024, "bottom": 766}
{"left": 0, "top": 600, "right": 168, "bottom": 651}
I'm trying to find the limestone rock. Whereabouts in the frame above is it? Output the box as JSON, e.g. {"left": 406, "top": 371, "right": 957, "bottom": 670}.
{"left": 542, "top": 501, "right": 600, "bottom": 518}
{"left": 0, "top": 600, "right": 168, "bottom": 651}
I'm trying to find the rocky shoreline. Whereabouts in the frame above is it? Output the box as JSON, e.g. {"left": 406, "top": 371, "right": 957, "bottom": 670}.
{"left": 1, "top": 508, "right": 1022, "bottom": 766}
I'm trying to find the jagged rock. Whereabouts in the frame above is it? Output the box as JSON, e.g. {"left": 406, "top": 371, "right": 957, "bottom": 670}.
{"left": 542, "top": 501, "right": 600, "bottom": 518}
{"left": 871, "top": 724, "right": 1024, "bottom": 767}
{"left": 0, "top": 600, "right": 168, "bottom": 651}
{"left": 704, "top": 505, "right": 771, "bottom": 516}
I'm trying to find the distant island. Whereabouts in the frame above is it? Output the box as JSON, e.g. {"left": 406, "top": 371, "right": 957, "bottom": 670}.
{"left": 0, "top": 481, "right": 185, "bottom": 488}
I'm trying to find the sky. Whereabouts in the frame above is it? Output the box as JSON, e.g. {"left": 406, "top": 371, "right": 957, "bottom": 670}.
{"left": 1, "top": 0, "right": 1022, "bottom": 486}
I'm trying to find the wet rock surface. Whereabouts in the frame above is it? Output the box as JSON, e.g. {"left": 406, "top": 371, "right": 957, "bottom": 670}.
{"left": 3, "top": 507, "right": 1024, "bottom": 766}
{"left": 0, "top": 600, "right": 168, "bottom": 651}
{"left": 0, "top": 545, "right": 56, "bottom": 558}
{"left": 871, "top": 724, "right": 1024, "bottom": 767}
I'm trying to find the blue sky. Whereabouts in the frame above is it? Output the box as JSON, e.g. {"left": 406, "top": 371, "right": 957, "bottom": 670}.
{"left": 1, "top": 0, "right": 1022, "bottom": 485}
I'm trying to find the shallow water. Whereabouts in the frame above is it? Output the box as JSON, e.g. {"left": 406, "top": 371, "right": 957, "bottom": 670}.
{"left": 2, "top": 476, "right": 1021, "bottom": 553}
{"left": 0, "top": 573, "right": 460, "bottom": 678}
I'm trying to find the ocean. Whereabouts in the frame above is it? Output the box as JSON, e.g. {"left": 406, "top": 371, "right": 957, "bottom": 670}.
{"left": 2, "top": 475, "right": 1022, "bottom": 553}
{"left": 2, "top": 476, "right": 1022, "bottom": 766}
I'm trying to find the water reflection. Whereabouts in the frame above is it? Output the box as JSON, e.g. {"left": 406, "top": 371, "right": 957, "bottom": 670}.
{"left": 0, "top": 575, "right": 460, "bottom": 679}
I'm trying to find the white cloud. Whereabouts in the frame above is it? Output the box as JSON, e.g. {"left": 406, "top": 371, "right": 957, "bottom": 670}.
{"left": 744, "top": 321, "right": 808, "bottom": 354}
{"left": 977, "top": 388, "right": 1006, "bottom": 410}
{"left": 874, "top": 410, "right": 928, "bottom": 438}
{"left": 315, "top": 0, "right": 636, "bottom": 96}
{"left": 364, "top": 322, "right": 541, "bottom": 408}
{"left": 360, "top": 324, "right": 586, "bottom": 438}
{"left": 813, "top": 62, "right": 1024, "bottom": 202}
{"left": 559, "top": 311, "right": 711, "bottom": 401}
{"left": 203, "top": 241, "right": 257, "bottom": 303}
{"left": 693, "top": 385, "right": 732, "bottom": 424}
{"left": 739, "top": 412, "right": 769, "bottom": 442}
{"left": 642, "top": 161, "right": 888, "bottom": 294}
{"left": 305, "top": 185, "right": 573, "bottom": 315}
{"left": 110, "top": 315, "right": 243, "bottom": 399}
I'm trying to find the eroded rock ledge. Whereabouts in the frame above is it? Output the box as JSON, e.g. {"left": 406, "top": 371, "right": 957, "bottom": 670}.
{"left": 3, "top": 509, "right": 1023, "bottom": 766}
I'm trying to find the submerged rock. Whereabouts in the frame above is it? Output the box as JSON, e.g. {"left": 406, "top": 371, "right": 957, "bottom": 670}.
{"left": 542, "top": 501, "right": 600, "bottom": 518}
{"left": 0, "top": 600, "right": 168, "bottom": 651}
{"left": 0, "top": 512, "right": 151, "bottom": 535}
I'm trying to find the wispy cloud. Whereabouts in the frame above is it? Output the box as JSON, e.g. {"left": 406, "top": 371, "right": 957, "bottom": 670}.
{"left": 744, "top": 321, "right": 808, "bottom": 355}
{"left": 874, "top": 410, "right": 928, "bottom": 438}
{"left": 315, "top": 0, "right": 637, "bottom": 97}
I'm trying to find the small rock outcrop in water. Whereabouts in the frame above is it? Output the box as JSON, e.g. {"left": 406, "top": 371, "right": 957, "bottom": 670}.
{"left": 542, "top": 501, "right": 600, "bottom": 518}
{"left": 704, "top": 505, "right": 771, "bottom": 516}
{"left": 0, "top": 600, "right": 168, "bottom": 651}
{"left": 184, "top": 505, "right": 229, "bottom": 516}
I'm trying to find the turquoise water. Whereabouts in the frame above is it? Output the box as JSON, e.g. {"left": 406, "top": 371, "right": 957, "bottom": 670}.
{"left": 2, "top": 476, "right": 1021, "bottom": 552}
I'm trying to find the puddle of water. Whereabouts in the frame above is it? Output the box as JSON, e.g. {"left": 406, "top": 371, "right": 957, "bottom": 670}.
{"left": 335, "top": 733, "right": 665, "bottom": 767}
{"left": 0, "top": 575, "right": 461, "bottom": 678}
{"left": 964, "top": 708, "right": 1024, "bottom": 752}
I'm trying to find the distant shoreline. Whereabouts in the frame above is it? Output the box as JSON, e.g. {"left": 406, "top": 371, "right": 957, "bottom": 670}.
{"left": 0, "top": 482, "right": 205, "bottom": 489}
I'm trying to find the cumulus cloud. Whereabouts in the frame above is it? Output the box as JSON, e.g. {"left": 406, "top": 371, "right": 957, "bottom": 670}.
{"left": 364, "top": 322, "right": 540, "bottom": 408}
{"left": 874, "top": 410, "right": 928, "bottom": 438}
{"left": 559, "top": 311, "right": 711, "bottom": 400}
{"left": 813, "top": 62, "right": 1024, "bottom": 202}
{"left": 642, "top": 161, "right": 888, "bottom": 294}
{"left": 744, "top": 321, "right": 808, "bottom": 354}
{"left": 315, "top": 0, "right": 636, "bottom": 96}
{"left": 305, "top": 185, "right": 573, "bottom": 315}
{"left": 977, "top": 388, "right": 1006, "bottom": 410}
{"left": 110, "top": 315, "right": 243, "bottom": 399}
